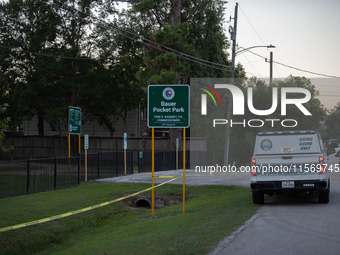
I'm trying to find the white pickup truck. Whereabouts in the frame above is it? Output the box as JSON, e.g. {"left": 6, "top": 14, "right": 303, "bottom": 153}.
{"left": 250, "top": 130, "right": 330, "bottom": 204}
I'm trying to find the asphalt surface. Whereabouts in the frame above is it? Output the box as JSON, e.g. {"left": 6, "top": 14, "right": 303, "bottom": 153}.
{"left": 96, "top": 168, "right": 250, "bottom": 187}
{"left": 209, "top": 155, "right": 340, "bottom": 255}
{"left": 97, "top": 155, "right": 340, "bottom": 255}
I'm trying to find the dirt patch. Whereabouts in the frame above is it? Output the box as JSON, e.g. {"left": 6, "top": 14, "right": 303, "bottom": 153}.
{"left": 139, "top": 213, "right": 176, "bottom": 220}
{"left": 115, "top": 194, "right": 183, "bottom": 209}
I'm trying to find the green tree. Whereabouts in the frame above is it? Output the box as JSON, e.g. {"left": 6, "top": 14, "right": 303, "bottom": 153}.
{"left": 323, "top": 102, "right": 340, "bottom": 141}
{"left": 183, "top": 0, "right": 230, "bottom": 78}
{"left": 131, "top": 0, "right": 238, "bottom": 149}
{"left": 0, "top": 0, "right": 63, "bottom": 134}
{"left": 0, "top": 0, "right": 144, "bottom": 136}
{"left": 228, "top": 76, "right": 326, "bottom": 164}
{"left": 0, "top": 104, "right": 14, "bottom": 152}
{"left": 132, "top": 0, "right": 232, "bottom": 82}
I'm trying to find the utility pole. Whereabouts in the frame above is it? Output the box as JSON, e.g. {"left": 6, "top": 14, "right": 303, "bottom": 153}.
{"left": 270, "top": 51, "right": 273, "bottom": 86}
{"left": 169, "top": 0, "right": 182, "bottom": 151}
{"left": 224, "top": 2, "right": 238, "bottom": 166}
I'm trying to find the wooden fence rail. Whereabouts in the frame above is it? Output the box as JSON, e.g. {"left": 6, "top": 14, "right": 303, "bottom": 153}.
{"left": 0, "top": 136, "right": 207, "bottom": 160}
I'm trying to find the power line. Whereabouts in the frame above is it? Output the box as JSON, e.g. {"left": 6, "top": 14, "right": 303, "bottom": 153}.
{"left": 318, "top": 94, "right": 340, "bottom": 97}
{"left": 273, "top": 62, "right": 281, "bottom": 79}
{"left": 240, "top": 48, "right": 340, "bottom": 79}
{"left": 236, "top": 3, "right": 340, "bottom": 79}
{"left": 1, "top": 0, "right": 231, "bottom": 71}
{"left": 6, "top": 1, "right": 339, "bottom": 80}
{"left": 238, "top": 4, "right": 266, "bottom": 47}
{"left": 316, "top": 84, "right": 340, "bottom": 88}
{"left": 243, "top": 59, "right": 264, "bottom": 65}
{"left": 274, "top": 61, "right": 340, "bottom": 79}
{"left": 0, "top": 45, "right": 106, "bottom": 60}
{"left": 47, "top": 0, "right": 232, "bottom": 70}
{"left": 318, "top": 90, "right": 340, "bottom": 95}
{"left": 239, "top": 53, "right": 263, "bottom": 77}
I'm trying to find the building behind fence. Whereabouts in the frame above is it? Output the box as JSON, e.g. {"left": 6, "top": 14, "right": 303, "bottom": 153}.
{"left": 0, "top": 136, "right": 207, "bottom": 160}
{"left": 0, "top": 150, "right": 212, "bottom": 198}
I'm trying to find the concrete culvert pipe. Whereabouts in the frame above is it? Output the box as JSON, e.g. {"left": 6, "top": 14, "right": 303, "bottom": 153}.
{"left": 135, "top": 199, "right": 151, "bottom": 208}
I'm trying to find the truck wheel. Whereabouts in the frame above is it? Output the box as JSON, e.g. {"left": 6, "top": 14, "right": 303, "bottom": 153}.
{"left": 252, "top": 192, "right": 264, "bottom": 204}
{"left": 319, "top": 191, "right": 329, "bottom": 203}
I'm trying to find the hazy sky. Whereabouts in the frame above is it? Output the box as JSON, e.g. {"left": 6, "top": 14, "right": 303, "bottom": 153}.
{"left": 225, "top": 0, "right": 340, "bottom": 109}
{"left": 118, "top": 0, "right": 340, "bottom": 109}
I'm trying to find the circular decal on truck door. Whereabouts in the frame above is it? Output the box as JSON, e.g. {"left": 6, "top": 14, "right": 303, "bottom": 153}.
{"left": 261, "top": 139, "right": 272, "bottom": 151}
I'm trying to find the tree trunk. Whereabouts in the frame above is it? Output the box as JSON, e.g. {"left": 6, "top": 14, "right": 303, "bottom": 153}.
{"left": 37, "top": 109, "right": 44, "bottom": 136}
{"left": 171, "top": 0, "right": 181, "bottom": 27}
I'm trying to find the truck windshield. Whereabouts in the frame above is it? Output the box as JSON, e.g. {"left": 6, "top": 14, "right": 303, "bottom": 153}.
{"left": 254, "top": 134, "right": 320, "bottom": 155}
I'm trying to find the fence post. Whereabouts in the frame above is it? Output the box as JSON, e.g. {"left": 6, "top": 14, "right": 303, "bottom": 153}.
{"left": 97, "top": 151, "right": 100, "bottom": 179}
{"left": 187, "top": 150, "right": 190, "bottom": 169}
{"left": 138, "top": 151, "right": 141, "bottom": 173}
{"left": 54, "top": 157, "right": 57, "bottom": 190}
{"left": 11, "top": 137, "right": 14, "bottom": 160}
{"left": 26, "top": 158, "right": 30, "bottom": 194}
{"left": 30, "top": 136, "right": 33, "bottom": 159}
{"left": 116, "top": 150, "right": 119, "bottom": 177}
{"left": 163, "top": 151, "right": 165, "bottom": 171}
{"left": 130, "top": 150, "right": 133, "bottom": 174}
{"left": 52, "top": 137, "right": 55, "bottom": 158}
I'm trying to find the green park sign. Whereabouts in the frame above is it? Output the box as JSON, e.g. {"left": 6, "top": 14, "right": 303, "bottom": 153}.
{"left": 147, "top": 85, "right": 190, "bottom": 128}
{"left": 68, "top": 106, "right": 81, "bottom": 134}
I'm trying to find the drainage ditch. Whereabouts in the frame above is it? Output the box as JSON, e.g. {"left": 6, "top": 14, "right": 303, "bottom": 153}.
{"left": 123, "top": 195, "right": 183, "bottom": 209}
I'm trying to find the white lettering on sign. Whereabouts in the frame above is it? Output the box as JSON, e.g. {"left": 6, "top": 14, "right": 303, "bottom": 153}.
{"left": 153, "top": 107, "right": 171, "bottom": 112}
{"left": 161, "top": 101, "right": 177, "bottom": 106}
{"left": 153, "top": 107, "right": 185, "bottom": 113}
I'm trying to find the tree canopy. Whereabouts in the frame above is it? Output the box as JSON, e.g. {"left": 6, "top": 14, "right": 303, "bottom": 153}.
{"left": 0, "top": 0, "right": 332, "bottom": 165}
{"left": 0, "top": 0, "right": 144, "bottom": 136}
{"left": 190, "top": 76, "right": 327, "bottom": 165}
{"left": 0, "top": 0, "right": 235, "bottom": 136}
{"left": 0, "top": 104, "right": 14, "bottom": 152}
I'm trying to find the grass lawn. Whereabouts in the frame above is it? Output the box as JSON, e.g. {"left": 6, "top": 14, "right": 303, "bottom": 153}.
{"left": 0, "top": 182, "right": 258, "bottom": 255}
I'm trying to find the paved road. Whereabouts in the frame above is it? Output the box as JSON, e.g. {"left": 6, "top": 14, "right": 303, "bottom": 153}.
{"left": 96, "top": 169, "right": 250, "bottom": 187}
{"left": 210, "top": 155, "right": 340, "bottom": 255}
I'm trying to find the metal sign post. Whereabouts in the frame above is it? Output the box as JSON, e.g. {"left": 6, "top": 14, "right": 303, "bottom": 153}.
{"left": 68, "top": 106, "right": 82, "bottom": 181}
{"left": 147, "top": 85, "right": 190, "bottom": 216}
{"left": 176, "top": 138, "right": 179, "bottom": 169}
{"left": 84, "top": 134, "right": 89, "bottom": 182}
{"left": 183, "top": 128, "right": 186, "bottom": 214}
{"left": 152, "top": 128, "right": 155, "bottom": 216}
{"left": 124, "top": 133, "right": 127, "bottom": 175}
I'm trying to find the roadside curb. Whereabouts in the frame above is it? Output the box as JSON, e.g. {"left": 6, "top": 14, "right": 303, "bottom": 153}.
{"left": 208, "top": 210, "right": 260, "bottom": 255}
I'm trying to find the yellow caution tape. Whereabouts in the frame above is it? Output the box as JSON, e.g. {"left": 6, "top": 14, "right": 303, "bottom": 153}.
{"left": 153, "top": 175, "right": 184, "bottom": 178}
{"left": 0, "top": 176, "right": 181, "bottom": 233}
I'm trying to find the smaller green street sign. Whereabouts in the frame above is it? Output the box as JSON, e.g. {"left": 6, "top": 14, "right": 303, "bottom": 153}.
{"left": 124, "top": 133, "right": 127, "bottom": 150}
{"left": 84, "top": 134, "right": 89, "bottom": 150}
{"left": 69, "top": 106, "right": 81, "bottom": 134}
{"left": 148, "top": 85, "right": 190, "bottom": 128}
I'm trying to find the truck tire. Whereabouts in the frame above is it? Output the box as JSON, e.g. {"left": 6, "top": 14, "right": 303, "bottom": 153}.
{"left": 319, "top": 191, "right": 329, "bottom": 203}
{"left": 319, "top": 179, "right": 330, "bottom": 203}
{"left": 252, "top": 192, "right": 264, "bottom": 204}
